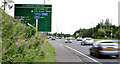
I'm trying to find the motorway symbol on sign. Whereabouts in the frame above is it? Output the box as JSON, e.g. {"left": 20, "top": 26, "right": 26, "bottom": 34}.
{"left": 34, "top": 13, "right": 41, "bottom": 15}
{"left": 34, "top": 16, "right": 40, "bottom": 19}
{"left": 42, "top": 32, "right": 45, "bottom": 35}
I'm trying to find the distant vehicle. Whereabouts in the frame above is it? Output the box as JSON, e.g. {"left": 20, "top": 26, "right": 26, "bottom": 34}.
{"left": 69, "top": 37, "right": 75, "bottom": 40}
{"left": 65, "top": 38, "right": 72, "bottom": 43}
{"left": 72, "top": 37, "right": 75, "bottom": 40}
{"left": 56, "top": 37, "right": 59, "bottom": 39}
{"left": 47, "top": 36, "right": 49, "bottom": 39}
{"left": 90, "top": 40, "right": 119, "bottom": 58}
{"left": 81, "top": 37, "right": 93, "bottom": 45}
{"left": 47, "top": 36, "right": 51, "bottom": 39}
{"left": 62, "top": 37, "right": 64, "bottom": 39}
{"left": 58, "top": 37, "right": 62, "bottom": 39}
{"left": 77, "top": 37, "right": 82, "bottom": 41}
{"left": 51, "top": 37, "right": 55, "bottom": 40}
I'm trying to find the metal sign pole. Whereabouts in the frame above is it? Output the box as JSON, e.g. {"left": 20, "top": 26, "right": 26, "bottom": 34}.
{"left": 36, "top": 19, "right": 38, "bottom": 31}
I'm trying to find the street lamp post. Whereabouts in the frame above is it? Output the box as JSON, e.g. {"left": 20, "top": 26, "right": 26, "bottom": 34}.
{"left": 111, "top": 19, "right": 112, "bottom": 39}
{"left": 2, "top": 0, "right": 14, "bottom": 11}
{"left": 2, "top": 0, "right": 7, "bottom": 10}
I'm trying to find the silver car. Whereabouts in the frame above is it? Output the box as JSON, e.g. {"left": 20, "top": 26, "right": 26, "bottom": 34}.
{"left": 90, "top": 40, "right": 119, "bottom": 58}
{"left": 81, "top": 38, "right": 93, "bottom": 45}
{"left": 77, "top": 37, "right": 82, "bottom": 41}
{"left": 65, "top": 38, "right": 72, "bottom": 43}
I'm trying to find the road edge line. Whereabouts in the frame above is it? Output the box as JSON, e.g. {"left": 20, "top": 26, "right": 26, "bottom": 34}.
{"left": 62, "top": 45, "right": 102, "bottom": 64}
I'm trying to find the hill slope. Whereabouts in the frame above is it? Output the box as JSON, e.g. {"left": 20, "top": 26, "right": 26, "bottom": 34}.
{"left": 0, "top": 9, "right": 55, "bottom": 62}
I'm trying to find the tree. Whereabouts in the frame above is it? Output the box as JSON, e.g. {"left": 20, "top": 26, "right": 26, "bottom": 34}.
{"left": 105, "top": 29, "right": 111, "bottom": 37}
{"left": 53, "top": 33, "right": 57, "bottom": 37}
{"left": 104, "top": 18, "right": 111, "bottom": 29}
{"left": 96, "top": 28, "right": 106, "bottom": 38}
{"left": 99, "top": 19, "right": 104, "bottom": 29}
{"left": 114, "top": 28, "right": 120, "bottom": 39}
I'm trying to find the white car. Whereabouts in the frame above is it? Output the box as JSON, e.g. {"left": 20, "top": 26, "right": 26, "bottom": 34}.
{"left": 81, "top": 37, "right": 93, "bottom": 45}
{"left": 65, "top": 38, "right": 72, "bottom": 43}
{"left": 69, "top": 37, "right": 75, "bottom": 40}
{"left": 77, "top": 37, "right": 82, "bottom": 41}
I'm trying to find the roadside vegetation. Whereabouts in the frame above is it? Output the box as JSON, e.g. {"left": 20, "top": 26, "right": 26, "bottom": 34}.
{"left": 93, "top": 40, "right": 100, "bottom": 42}
{"left": 47, "top": 18, "right": 120, "bottom": 40}
{"left": 115, "top": 41, "right": 120, "bottom": 43}
{"left": 73, "top": 18, "right": 120, "bottom": 40}
{"left": 0, "top": 9, "right": 55, "bottom": 62}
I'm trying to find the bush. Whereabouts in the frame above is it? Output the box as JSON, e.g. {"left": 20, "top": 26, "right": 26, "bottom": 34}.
{"left": 0, "top": 9, "right": 47, "bottom": 62}
{"left": 114, "top": 28, "right": 120, "bottom": 39}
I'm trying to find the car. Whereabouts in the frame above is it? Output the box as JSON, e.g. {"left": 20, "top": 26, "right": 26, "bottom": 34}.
{"left": 65, "top": 38, "right": 72, "bottom": 43}
{"left": 69, "top": 37, "right": 75, "bottom": 40}
{"left": 77, "top": 37, "right": 82, "bottom": 41}
{"left": 56, "top": 37, "right": 59, "bottom": 39}
{"left": 58, "top": 37, "right": 62, "bottom": 39}
{"left": 89, "top": 40, "right": 120, "bottom": 58}
{"left": 51, "top": 37, "right": 55, "bottom": 40}
{"left": 81, "top": 37, "right": 93, "bottom": 45}
{"left": 47, "top": 36, "right": 50, "bottom": 39}
{"left": 71, "top": 37, "right": 75, "bottom": 40}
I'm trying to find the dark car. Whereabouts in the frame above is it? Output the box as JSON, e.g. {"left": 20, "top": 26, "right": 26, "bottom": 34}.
{"left": 89, "top": 40, "right": 119, "bottom": 58}
{"left": 51, "top": 37, "right": 55, "bottom": 40}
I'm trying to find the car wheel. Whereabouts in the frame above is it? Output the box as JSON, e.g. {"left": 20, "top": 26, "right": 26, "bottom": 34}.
{"left": 90, "top": 51, "right": 93, "bottom": 56}
{"left": 116, "top": 55, "right": 119, "bottom": 58}
{"left": 90, "top": 52, "right": 93, "bottom": 56}
{"left": 81, "top": 43, "right": 84, "bottom": 45}
{"left": 81, "top": 43, "right": 83, "bottom": 45}
{"left": 96, "top": 53, "right": 102, "bottom": 58}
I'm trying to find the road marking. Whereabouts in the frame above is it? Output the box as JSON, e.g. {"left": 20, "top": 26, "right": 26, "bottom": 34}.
{"left": 59, "top": 44, "right": 63, "bottom": 46}
{"left": 59, "top": 44, "right": 102, "bottom": 64}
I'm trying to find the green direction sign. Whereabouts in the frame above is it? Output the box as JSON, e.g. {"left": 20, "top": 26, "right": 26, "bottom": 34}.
{"left": 14, "top": 4, "right": 52, "bottom": 32}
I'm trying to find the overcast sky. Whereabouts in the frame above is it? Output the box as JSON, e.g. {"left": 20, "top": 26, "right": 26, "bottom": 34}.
{"left": 0, "top": 0, "right": 120, "bottom": 34}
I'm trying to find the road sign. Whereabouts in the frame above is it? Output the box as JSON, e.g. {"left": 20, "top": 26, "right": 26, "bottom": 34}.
{"left": 76, "top": 33, "right": 79, "bottom": 36}
{"left": 42, "top": 32, "right": 45, "bottom": 35}
{"left": 14, "top": 4, "right": 52, "bottom": 32}
{"left": 34, "top": 16, "right": 40, "bottom": 19}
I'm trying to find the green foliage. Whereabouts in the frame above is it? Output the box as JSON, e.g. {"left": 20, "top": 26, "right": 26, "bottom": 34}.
{"left": 73, "top": 18, "right": 119, "bottom": 39}
{"left": 115, "top": 41, "right": 120, "bottom": 43}
{"left": 114, "top": 28, "right": 120, "bottom": 39}
{"left": 105, "top": 29, "right": 111, "bottom": 37}
{"left": 96, "top": 29, "right": 106, "bottom": 38}
{"left": 0, "top": 9, "right": 55, "bottom": 62}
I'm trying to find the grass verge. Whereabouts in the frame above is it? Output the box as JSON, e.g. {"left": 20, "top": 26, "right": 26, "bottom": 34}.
{"left": 94, "top": 40, "right": 100, "bottom": 42}
{"left": 39, "top": 40, "right": 55, "bottom": 62}
{"left": 115, "top": 41, "right": 120, "bottom": 43}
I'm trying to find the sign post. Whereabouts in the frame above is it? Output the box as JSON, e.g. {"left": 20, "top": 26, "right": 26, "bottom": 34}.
{"left": 36, "top": 19, "right": 38, "bottom": 31}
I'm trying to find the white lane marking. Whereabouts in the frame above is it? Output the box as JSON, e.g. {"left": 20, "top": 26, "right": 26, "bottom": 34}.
{"left": 59, "top": 44, "right": 63, "bottom": 46}
{"left": 60, "top": 44, "right": 102, "bottom": 64}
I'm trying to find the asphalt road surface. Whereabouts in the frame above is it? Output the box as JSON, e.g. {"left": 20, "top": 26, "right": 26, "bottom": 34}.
{"left": 48, "top": 39, "right": 119, "bottom": 63}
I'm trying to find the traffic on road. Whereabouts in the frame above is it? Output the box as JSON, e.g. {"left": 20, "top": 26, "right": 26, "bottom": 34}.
{"left": 47, "top": 36, "right": 120, "bottom": 63}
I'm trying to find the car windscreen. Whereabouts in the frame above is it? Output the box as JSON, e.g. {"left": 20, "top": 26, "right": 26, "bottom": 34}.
{"left": 67, "top": 39, "right": 70, "bottom": 40}
{"left": 100, "top": 42, "right": 118, "bottom": 46}
{"left": 86, "top": 39, "right": 92, "bottom": 40}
